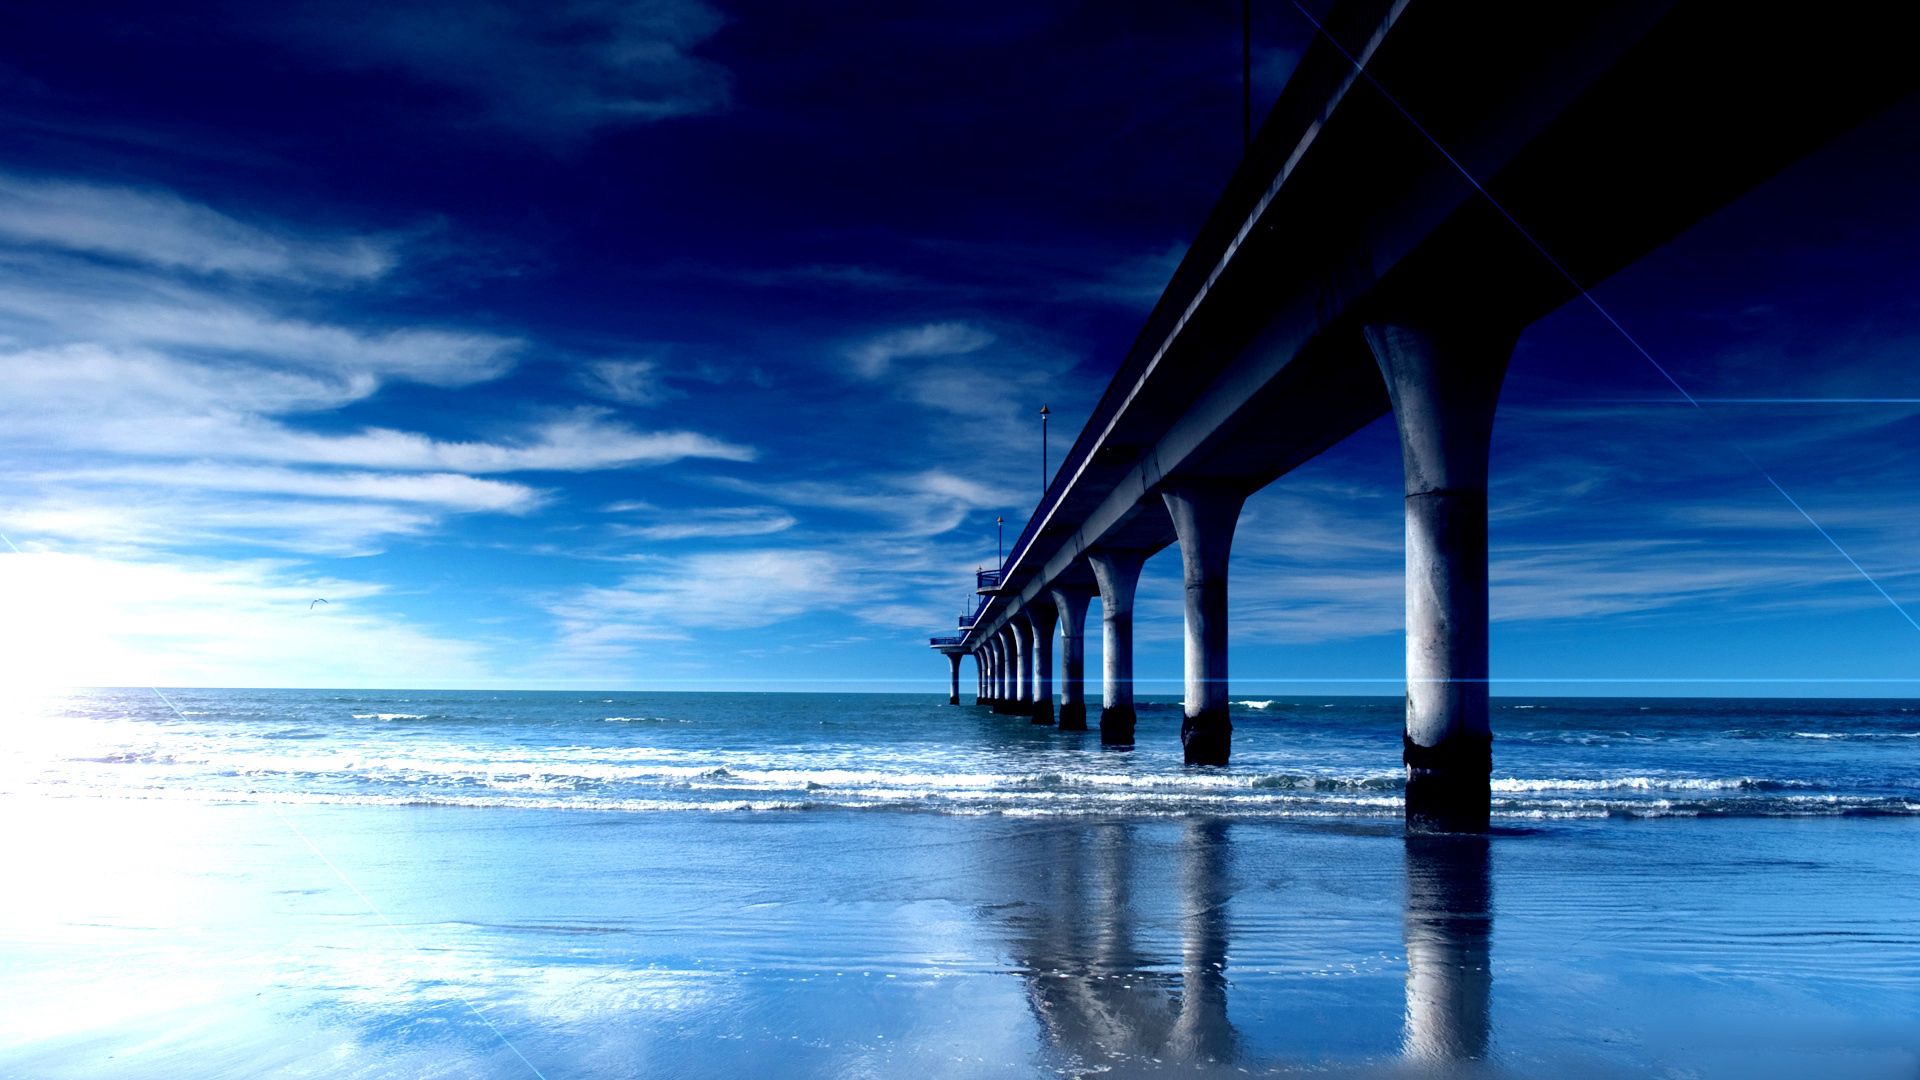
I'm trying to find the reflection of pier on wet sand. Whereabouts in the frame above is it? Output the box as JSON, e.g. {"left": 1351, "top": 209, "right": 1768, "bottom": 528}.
{"left": 986, "top": 820, "right": 1495, "bottom": 1073}
{"left": 1403, "top": 834, "right": 1493, "bottom": 1063}
{"left": 996, "top": 819, "right": 1237, "bottom": 1070}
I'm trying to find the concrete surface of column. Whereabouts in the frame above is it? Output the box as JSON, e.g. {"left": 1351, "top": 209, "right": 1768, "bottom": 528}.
{"left": 1162, "top": 485, "right": 1245, "bottom": 766}
{"left": 1028, "top": 602, "right": 1057, "bottom": 726}
{"left": 1088, "top": 550, "right": 1146, "bottom": 747}
{"left": 1365, "top": 319, "right": 1517, "bottom": 831}
{"left": 1050, "top": 585, "right": 1094, "bottom": 731}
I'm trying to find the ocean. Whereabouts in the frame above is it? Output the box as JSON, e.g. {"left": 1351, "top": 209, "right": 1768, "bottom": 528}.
{"left": 1, "top": 688, "right": 1917, "bottom": 1077}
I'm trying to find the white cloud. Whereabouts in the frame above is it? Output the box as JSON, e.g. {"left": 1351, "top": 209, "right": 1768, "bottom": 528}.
{"left": 234, "top": 411, "right": 755, "bottom": 473}
{"left": 0, "top": 273, "right": 521, "bottom": 388}
{"left": 1, "top": 495, "right": 442, "bottom": 558}
{"left": 846, "top": 321, "right": 995, "bottom": 378}
{"left": 0, "top": 172, "right": 395, "bottom": 281}
{"left": 0, "top": 347, "right": 752, "bottom": 474}
{"left": 47, "top": 464, "right": 545, "bottom": 513}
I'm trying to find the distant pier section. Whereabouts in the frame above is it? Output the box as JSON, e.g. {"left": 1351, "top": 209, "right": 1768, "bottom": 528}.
{"left": 934, "top": 0, "right": 1912, "bottom": 829}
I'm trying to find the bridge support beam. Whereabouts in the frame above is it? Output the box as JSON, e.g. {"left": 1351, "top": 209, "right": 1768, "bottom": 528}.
{"left": 1163, "top": 485, "right": 1245, "bottom": 766}
{"left": 1050, "top": 585, "right": 1094, "bottom": 731}
{"left": 944, "top": 651, "right": 962, "bottom": 705}
{"left": 985, "top": 635, "right": 1003, "bottom": 710}
{"left": 1028, "top": 603, "right": 1057, "bottom": 726}
{"left": 1088, "top": 550, "right": 1145, "bottom": 747}
{"left": 1013, "top": 616, "right": 1034, "bottom": 712}
{"left": 1364, "top": 319, "right": 1517, "bottom": 832}
{"left": 990, "top": 626, "right": 1021, "bottom": 711}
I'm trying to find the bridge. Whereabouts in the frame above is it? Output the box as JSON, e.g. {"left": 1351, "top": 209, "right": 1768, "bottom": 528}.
{"left": 930, "top": 0, "right": 1912, "bottom": 829}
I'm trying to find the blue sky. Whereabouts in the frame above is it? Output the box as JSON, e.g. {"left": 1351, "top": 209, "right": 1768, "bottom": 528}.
{"left": 0, "top": 1, "right": 1916, "bottom": 694}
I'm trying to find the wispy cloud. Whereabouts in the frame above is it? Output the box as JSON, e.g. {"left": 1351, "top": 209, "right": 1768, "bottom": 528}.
{"left": 846, "top": 321, "right": 995, "bottom": 378}
{"left": 0, "top": 262, "right": 521, "bottom": 387}
{"left": 605, "top": 502, "right": 797, "bottom": 541}
{"left": 714, "top": 468, "right": 1000, "bottom": 538}
{"left": 577, "top": 358, "right": 675, "bottom": 405}
{"left": 0, "top": 172, "right": 396, "bottom": 282}
{"left": 277, "top": 0, "right": 731, "bottom": 143}
{"left": 548, "top": 548, "right": 848, "bottom": 646}
{"left": 45, "top": 464, "right": 546, "bottom": 513}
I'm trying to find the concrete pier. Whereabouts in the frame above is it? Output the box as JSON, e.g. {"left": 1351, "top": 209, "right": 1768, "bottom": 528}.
{"left": 980, "top": 638, "right": 994, "bottom": 708}
{"left": 1028, "top": 603, "right": 1057, "bottom": 726}
{"left": 999, "top": 631, "right": 1014, "bottom": 710}
{"left": 1088, "top": 550, "right": 1144, "bottom": 747}
{"left": 1364, "top": 319, "right": 1516, "bottom": 831}
{"left": 1005, "top": 618, "right": 1028, "bottom": 713}
{"left": 1163, "top": 486, "right": 1244, "bottom": 766}
{"left": 987, "top": 634, "right": 1006, "bottom": 711}
{"left": 1051, "top": 585, "right": 1094, "bottom": 731}
{"left": 929, "top": 0, "right": 1900, "bottom": 811}
{"left": 942, "top": 649, "right": 963, "bottom": 705}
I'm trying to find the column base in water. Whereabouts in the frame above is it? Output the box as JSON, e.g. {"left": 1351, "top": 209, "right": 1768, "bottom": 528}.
{"left": 1031, "top": 700, "right": 1055, "bottom": 726}
{"left": 1182, "top": 707, "right": 1231, "bottom": 767}
{"left": 1099, "top": 704, "right": 1136, "bottom": 747}
{"left": 1057, "top": 702, "right": 1088, "bottom": 731}
{"left": 1404, "top": 733, "right": 1492, "bottom": 833}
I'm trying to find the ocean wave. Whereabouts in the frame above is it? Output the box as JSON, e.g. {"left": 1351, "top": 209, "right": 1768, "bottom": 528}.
{"left": 351, "top": 713, "right": 426, "bottom": 721}
{"left": 1235, "top": 700, "right": 1275, "bottom": 710}
{"left": 18, "top": 781, "right": 1920, "bottom": 822}
{"left": 1792, "top": 731, "right": 1920, "bottom": 740}
{"left": 1491, "top": 776, "right": 1808, "bottom": 793}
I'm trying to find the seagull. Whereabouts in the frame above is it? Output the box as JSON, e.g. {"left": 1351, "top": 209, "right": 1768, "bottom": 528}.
{"left": 310, "top": 598, "right": 329, "bottom": 610}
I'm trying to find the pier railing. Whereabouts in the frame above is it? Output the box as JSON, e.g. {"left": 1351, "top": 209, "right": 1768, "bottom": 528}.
{"left": 975, "top": 568, "right": 1003, "bottom": 592}
{"left": 929, "top": 634, "right": 965, "bottom": 646}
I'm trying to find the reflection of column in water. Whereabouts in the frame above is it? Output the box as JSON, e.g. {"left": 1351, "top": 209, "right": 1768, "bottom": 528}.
{"left": 1092, "top": 821, "right": 1137, "bottom": 974}
{"left": 1169, "top": 817, "right": 1235, "bottom": 1064}
{"left": 995, "top": 820, "right": 1240, "bottom": 1066}
{"left": 1402, "top": 833, "right": 1493, "bottom": 1061}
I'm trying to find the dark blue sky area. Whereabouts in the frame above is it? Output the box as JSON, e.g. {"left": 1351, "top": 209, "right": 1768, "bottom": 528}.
{"left": 0, "top": 1, "right": 1915, "bottom": 692}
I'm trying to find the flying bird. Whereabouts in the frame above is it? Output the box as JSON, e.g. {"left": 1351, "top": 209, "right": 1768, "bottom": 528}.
{"left": 310, "top": 599, "right": 329, "bottom": 610}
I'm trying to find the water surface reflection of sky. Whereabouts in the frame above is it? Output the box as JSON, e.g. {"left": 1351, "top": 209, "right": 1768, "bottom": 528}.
{"left": 0, "top": 800, "right": 1915, "bottom": 1078}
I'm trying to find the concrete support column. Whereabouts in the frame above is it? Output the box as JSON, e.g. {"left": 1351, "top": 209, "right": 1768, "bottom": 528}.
{"left": 1087, "top": 550, "right": 1145, "bottom": 747}
{"left": 1027, "top": 602, "right": 1057, "bottom": 726}
{"left": 944, "top": 651, "right": 962, "bottom": 705}
{"left": 982, "top": 637, "right": 997, "bottom": 708}
{"left": 1364, "top": 319, "right": 1517, "bottom": 832}
{"left": 1050, "top": 585, "right": 1094, "bottom": 731}
{"left": 1012, "top": 616, "right": 1034, "bottom": 709}
{"left": 991, "top": 632, "right": 1011, "bottom": 712}
{"left": 1163, "top": 485, "right": 1245, "bottom": 766}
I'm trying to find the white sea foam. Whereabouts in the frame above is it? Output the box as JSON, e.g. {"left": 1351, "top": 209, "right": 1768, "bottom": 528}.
{"left": 351, "top": 713, "right": 425, "bottom": 721}
{"left": 1236, "top": 700, "right": 1274, "bottom": 710}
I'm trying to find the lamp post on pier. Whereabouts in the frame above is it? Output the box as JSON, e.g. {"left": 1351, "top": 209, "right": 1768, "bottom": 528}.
{"left": 1040, "top": 404, "right": 1051, "bottom": 501}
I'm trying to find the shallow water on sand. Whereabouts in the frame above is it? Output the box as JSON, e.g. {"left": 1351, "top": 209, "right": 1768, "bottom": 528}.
{"left": 1, "top": 690, "right": 1918, "bottom": 1077}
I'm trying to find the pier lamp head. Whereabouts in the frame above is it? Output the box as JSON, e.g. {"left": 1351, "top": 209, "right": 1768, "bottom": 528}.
{"left": 1040, "top": 404, "right": 1050, "bottom": 421}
